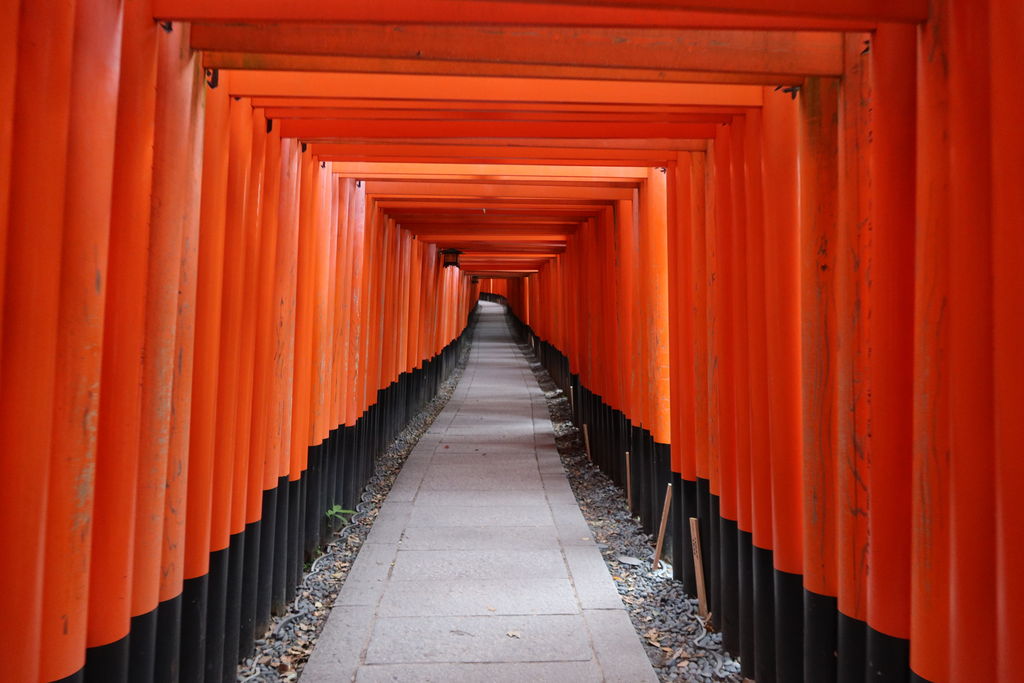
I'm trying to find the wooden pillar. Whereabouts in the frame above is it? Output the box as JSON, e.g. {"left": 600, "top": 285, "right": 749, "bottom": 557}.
{"left": 834, "top": 31, "right": 871, "bottom": 682}
{"left": 205, "top": 93, "right": 253, "bottom": 681}
{"left": 947, "top": 0, "right": 996, "bottom": 679}
{"left": 798, "top": 75, "right": 840, "bottom": 683}
{"left": 760, "top": 86, "right": 803, "bottom": 683}
{"left": 0, "top": 0, "right": 77, "bottom": 676}
{"left": 245, "top": 118, "right": 281, "bottom": 643}
{"left": 743, "top": 108, "right": 776, "bottom": 683}
{"left": 0, "top": 0, "right": 19, "bottom": 348}
{"left": 129, "top": 21, "right": 200, "bottom": 681}
{"left": 221, "top": 104, "right": 267, "bottom": 675}
{"left": 667, "top": 153, "right": 696, "bottom": 595}
{"left": 84, "top": 0, "right": 157, "bottom": 678}
{"left": 156, "top": 45, "right": 204, "bottom": 682}
{"left": 269, "top": 138, "right": 301, "bottom": 615}
{"left": 991, "top": 0, "right": 1024, "bottom": 678}
{"left": 40, "top": 1, "right": 123, "bottom": 680}
{"left": 910, "top": 6, "right": 952, "bottom": 681}
{"left": 865, "top": 22, "right": 916, "bottom": 679}
{"left": 643, "top": 167, "right": 672, "bottom": 448}
{"left": 728, "top": 116, "right": 755, "bottom": 672}
{"left": 180, "top": 67, "right": 231, "bottom": 683}
{"left": 711, "top": 126, "right": 738, "bottom": 640}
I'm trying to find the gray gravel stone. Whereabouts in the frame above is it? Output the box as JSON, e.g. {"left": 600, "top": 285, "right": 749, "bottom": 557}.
{"left": 518, "top": 331, "right": 743, "bottom": 683}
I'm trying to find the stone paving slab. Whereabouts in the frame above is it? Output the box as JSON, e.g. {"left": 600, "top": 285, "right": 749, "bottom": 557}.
{"left": 403, "top": 504, "right": 554, "bottom": 527}
{"left": 304, "top": 301, "right": 657, "bottom": 682}
{"left": 377, "top": 578, "right": 578, "bottom": 616}
{"left": 398, "top": 525, "right": 561, "bottom": 551}
{"left": 389, "top": 548, "right": 567, "bottom": 581}
{"left": 355, "top": 660, "right": 604, "bottom": 682}
{"left": 364, "top": 615, "right": 592, "bottom": 664}
{"left": 412, "top": 489, "right": 551, "bottom": 507}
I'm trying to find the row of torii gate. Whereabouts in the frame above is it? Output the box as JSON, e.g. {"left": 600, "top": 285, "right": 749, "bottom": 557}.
{"left": 0, "top": 1, "right": 1020, "bottom": 682}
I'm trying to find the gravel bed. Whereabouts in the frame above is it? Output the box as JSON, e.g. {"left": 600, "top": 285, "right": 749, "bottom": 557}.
{"left": 515, "top": 336, "right": 743, "bottom": 682}
{"left": 236, "top": 335, "right": 473, "bottom": 682}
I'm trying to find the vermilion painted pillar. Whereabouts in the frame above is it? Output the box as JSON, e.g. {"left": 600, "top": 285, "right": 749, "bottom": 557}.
{"left": 406, "top": 234, "right": 423, "bottom": 377}
{"left": 643, "top": 167, "right": 672, "bottom": 451}
{"left": 181, "top": 67, "right": 231, "bottom": 683}
{"left": 360, "top": 204, "right": 382, "bottom": 416}
{"left": 247, "top": 120, "right": 282, "bottom": 641}
{"left": 225, "top": 104, "right": 267, "bottom": 677}
{"left": 288, "top": 147, "right": 316, "bottom": 602}
{"left": 911, "top": 5, "right": 952, "bottom": 681}
{"left": 865, "top": 22, "right": 916, "bottom": 680}
{"left": 206, "top": 93, "right": 253, "bottom": 681}
{"left": 334, "top": 180, "right": 354, "bottom": 428}
{"left": 668, "top": 154, "right": 697, "bottom": 594}
{"left": 345, "top": 182, "right": 367, "bottom": 427}
{"left": 688, "top": 153, "right": 712, "bottom": 574}
{"left": 742, "top": 108, "right": 776, "bottom": 683}
{"left": 703, "top": 138, "right": 724, "bottom": 629}
{"left": 270, "top": 139, "right": 301, "bottom": 615}
{"left": 599, "top": 206, "right": 621, "bottom": 426}
{"left": 308, "top": 162, "right": 332, "bottom": 451}
{"left": 40, "top": 1, "right": 122, "bottom": 680}
{"left": 355, "top": 195, "right": 377, "bottom": 420}
{"left": 130, "top": 21, "right": 199, "bottom": 681}
{"left": 991, "top": 1, "right": 1024, "bottom": 678}
{"left": 728, "top": 116, "right": 754, "bottom": 670}
{"left": 834, "top": 32, "right": 871, "bottom": 682}
{"left": 398, "top": 232, "right": 413, "bottom": 378}
{"left": 614, "top": 199, "right": 636, "bottom": 503}
{"left": 947, "top": 0, "right": 997, "bottom": 679}
{"left": 331, "top": 179, "right": 352, "bottom": 431}
{"left": 711, "top": 127, "right": 737, "bottom": 639}
{"left": 85, "top": 0, "right": 157, "bottom": 678}
{"left": 381, "top": 217, "right": 399, "bottom": 391}
{"left": 298, "top": 160, "right": 329, "bottom": 573}
{"left": 0, "top": 0, "right": 76, "bottom": 677}
{"left": 799, "top": 75, "right": 841, "bottom": 683}
{"left": 157, "top": 45, "right": 204, "bottom": 682}
{"left": 0, "top": 0, "right": 20, "bottom": 351}
{"left": 760, "top": 86, "right": 803, "bottom": 683}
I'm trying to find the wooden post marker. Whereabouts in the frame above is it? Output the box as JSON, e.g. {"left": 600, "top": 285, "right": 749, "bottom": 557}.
{"left": 582, "top": 423, "right": 592, "bottom": 460}
{"left": 653, "top": 482, "right": 673, "bottom": 570}
{"left": 689, "top": 517, "right": 710, "bottom": 620}
{"left": 625, "top": 451, "right": 633, "bottom": 510}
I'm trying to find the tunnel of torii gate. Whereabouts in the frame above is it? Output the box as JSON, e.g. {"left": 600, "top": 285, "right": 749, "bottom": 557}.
{"left": 0, "top": 0, "right": 1021, "bottom": 682}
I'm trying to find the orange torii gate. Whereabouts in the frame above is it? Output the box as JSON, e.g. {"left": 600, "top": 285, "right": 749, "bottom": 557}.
{"left": 0, "top": 1, "right": 1020, "bottom": 682}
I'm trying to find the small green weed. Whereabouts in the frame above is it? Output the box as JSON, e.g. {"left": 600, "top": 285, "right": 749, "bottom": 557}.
{"left": 325, "top": 504, "right": 355, "bottom": 525}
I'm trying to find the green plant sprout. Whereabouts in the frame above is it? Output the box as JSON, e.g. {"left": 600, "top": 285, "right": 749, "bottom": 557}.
{"left": 325, "top": 504, "right": 355, "bottom": 524}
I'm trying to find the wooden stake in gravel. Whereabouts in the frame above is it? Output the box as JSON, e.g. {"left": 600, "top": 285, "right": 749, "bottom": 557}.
{"left": 582, "top": 423, "right": 592, "bottom": 460}
{"left": 689, "top": 517, "right": 709, "bottom": 619}
{"left": 653, "top": 482, "right": 673, "bottom": 570}
{"left": 625, "top": 451, "right": 633, "bottom": 510}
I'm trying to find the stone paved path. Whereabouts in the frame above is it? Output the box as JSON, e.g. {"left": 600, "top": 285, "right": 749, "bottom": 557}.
{"left": 303, "top": 301, "right": 658, "bottom": 682}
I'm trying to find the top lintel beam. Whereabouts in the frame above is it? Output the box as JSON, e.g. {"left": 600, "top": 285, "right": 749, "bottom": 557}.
{"left": 152, "top": 0, "right": 920, "bottom": 28}
{"left": 225, "top": 71, "right": 762, "bottom": 107}
{"left": 192, "top": 25, "right": 843, "bottom": 78}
